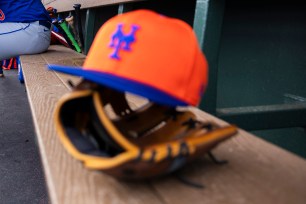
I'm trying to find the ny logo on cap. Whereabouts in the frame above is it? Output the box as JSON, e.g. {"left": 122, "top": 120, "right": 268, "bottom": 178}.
{"left": 109, "top": 24, "right": 140, "bottom": 60}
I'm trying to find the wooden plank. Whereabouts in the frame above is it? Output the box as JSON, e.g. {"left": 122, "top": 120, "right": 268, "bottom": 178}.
{"left": 20, "top": 47, "right": 163, "bottom": 204}
{"left": 21, "top": 45, "right": 306, "bottom": 204}
{"left": 42, "top": 0, "right": 144, "bottom": 12}
{"left": 129, "top": 97, "right": 306, "bottom": 204}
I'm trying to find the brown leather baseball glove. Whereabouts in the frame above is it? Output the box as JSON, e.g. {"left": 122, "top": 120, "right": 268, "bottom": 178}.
{"left": 54, "top": 80, "right": 237, "bottom": 179}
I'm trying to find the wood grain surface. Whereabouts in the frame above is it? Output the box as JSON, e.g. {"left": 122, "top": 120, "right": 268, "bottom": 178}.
{"left": 20, "top": 45, "right": 306, "bottom": 204}
{"left": 42, "top": 0, "right": 144, "bottom": 12}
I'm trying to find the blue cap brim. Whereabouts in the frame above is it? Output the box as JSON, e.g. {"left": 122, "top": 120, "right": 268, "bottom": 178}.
{"left": 48, "top": 64, "right": 188, "bottom": 107}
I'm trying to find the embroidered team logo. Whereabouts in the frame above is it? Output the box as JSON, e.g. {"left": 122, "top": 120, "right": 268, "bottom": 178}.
{"left": 0, "top": 9, "right": 5, "bottom": 21}
{"left": 109, "top": 24, "right": 140, "bottom": 60}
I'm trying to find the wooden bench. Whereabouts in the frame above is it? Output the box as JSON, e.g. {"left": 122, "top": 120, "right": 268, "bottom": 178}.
{"left": 42, "top": 0, "right": 145, "bottom": 11}
{"left": 20, "top": 45, "right": 306, "bottom": 204}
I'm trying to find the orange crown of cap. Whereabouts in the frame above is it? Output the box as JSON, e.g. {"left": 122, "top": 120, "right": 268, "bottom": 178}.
{"left": 83, "top": 9, "right": 208, "bottom": 106}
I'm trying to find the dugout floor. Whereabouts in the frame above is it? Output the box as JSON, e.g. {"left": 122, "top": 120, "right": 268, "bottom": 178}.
{"left": 0, "top": 69, "right": 48, "bottom": 203}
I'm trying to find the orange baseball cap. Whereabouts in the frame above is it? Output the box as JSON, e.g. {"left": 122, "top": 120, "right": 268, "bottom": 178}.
{"left": 48, "top": 9, "right": 208, "bottom": 107}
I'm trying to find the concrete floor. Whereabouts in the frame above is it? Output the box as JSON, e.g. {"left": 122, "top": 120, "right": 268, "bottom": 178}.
{"left": 0, "top": 69, "right": 48, "bottom": 203}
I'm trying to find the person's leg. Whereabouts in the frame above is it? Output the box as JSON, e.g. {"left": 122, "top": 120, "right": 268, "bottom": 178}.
{"left": 0, "top": 60, "right": 3, "bottom": 77}
{"left": 0, "top": 22, "right": 51, "bottom": 60}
